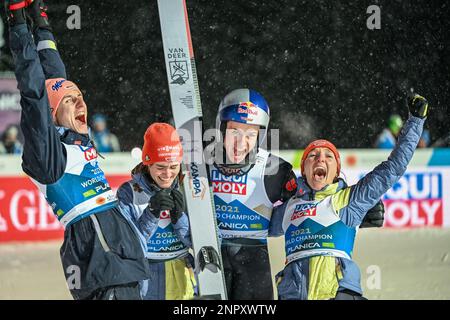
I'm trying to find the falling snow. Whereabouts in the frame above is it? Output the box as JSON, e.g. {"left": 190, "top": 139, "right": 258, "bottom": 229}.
{"left": 2, "top": 0, "right": 448, "bottom": 149}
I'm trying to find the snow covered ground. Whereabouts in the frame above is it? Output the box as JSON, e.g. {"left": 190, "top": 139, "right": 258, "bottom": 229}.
{"left": 1, "top": 228, "right": 449, "bottom": 300}
{"left": 269, "top": 228, "right": 450, "bottom": 299}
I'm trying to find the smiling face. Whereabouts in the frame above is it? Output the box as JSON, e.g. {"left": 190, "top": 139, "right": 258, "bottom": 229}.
{"left": 303, "top": 147, "right": 338, "bottom": 191}
{"left": 54, "top": 91, "right": 88, "bottom": 134}
{"left": 224, "top": 121, "right": 259, "bottom": 164}
{"left": 148, "top": 161, "right": 181, "bottom": 189}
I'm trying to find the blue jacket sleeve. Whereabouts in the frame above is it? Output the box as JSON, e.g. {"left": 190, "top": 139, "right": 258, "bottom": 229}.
{"left": 138, "top": 208, "right": 161, "bottom": 241}
{"left": 116, "top": 182, "right": 139, "bottom": 224}
{"left": 116, "top": 183, "right": 152, "bottom": 254}
{"left": 173, "top": 213, "right": 192, "bottom": 248}
{"left": 9, "top": 25, "right": 66, "bottom": 184}
{"left": 340, "top": 116, "right": 425, "bottom": 227}
{"left": 116, "top": 182, "right": 160, "bottom": 241}
{"left": 269, "top": 201, "right": 288, "bottom": 237}
{"left": 33, "top": 28, "right": 67, "bottom": 79}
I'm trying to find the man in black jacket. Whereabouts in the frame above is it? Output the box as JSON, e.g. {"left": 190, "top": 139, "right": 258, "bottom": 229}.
{"left": 5, "top": 0, "right": 150, "bottom": 299}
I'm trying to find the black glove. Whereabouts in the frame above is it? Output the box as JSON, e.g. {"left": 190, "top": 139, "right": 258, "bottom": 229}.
{"left": 148, "top": 189, "right": 174, "bottom": 218}
{"left": 170, "top": 189, "right": 186, "bottom": 224}
{"left": 5, "top": 0, "right": 27, "bottom": 26}
{"left": 407, "top": 93, "right": 429, "bottom": 119}
{"left": 26, "top": 0, "right": 52, "bottom": 31}
{"left": 360, "top": 200, "right": 385, "bottom": 228}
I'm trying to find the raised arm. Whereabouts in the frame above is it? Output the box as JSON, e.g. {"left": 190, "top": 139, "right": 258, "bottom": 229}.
{"left": 8, "top": 22, "right": 66, "bottom": 184}
{"left": 28, "top": 1, "right": 67, "bottom": 79}
{"left": 339, "top": 94, "right": 428, "bottom": 227}
{"left": 34, "top": 28, "right": 67, "bottom": 79}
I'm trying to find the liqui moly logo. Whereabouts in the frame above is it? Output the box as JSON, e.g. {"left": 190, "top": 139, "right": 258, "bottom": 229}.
{"left": 84, "top": 147, "right": 98, "bottom": 161}
{"left": 291, "top": 203, "right": 317, "bottom": 221}
{"left": 237, "top": 101, "right": 258, "bottom": 116}
{"left": 381, "top": 172, "right": 444, "bottom": 227}
{"left": 211, "top": 170, "right": 247, "bottom": 195}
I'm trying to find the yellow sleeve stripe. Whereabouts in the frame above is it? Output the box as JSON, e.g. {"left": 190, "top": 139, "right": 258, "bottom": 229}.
{"left": 37, "top": 40, "right": 58, "bottom": 52}
{"left": 331, "top": 187, "right": 351, "bottom": 214}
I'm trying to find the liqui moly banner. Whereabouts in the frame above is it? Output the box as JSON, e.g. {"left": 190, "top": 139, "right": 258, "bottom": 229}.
{"left": 278, "top": 149, "right": 450, "bottom": 229}
{"left": 343, "top": 168, "right": 450, "bottom": 228}
{"left": 1, "top": 149, "right": 450, "bottom": 243}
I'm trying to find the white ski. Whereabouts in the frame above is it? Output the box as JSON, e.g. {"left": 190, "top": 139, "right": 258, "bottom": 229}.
{"left": 157, "top": 0, "right": 227, "bottom": 299}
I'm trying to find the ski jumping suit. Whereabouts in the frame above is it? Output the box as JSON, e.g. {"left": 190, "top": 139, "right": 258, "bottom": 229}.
{"left": 117, "top": 164, "right": 196, "bottom": 300}
{"left": 9, "top": 24, "right": 150, "bottom": 299}
{"left": 211, "top": 148, "right": 296, "bottom": 300}
{"left": 270, "top": 115, "right": 424, "bottom": 300}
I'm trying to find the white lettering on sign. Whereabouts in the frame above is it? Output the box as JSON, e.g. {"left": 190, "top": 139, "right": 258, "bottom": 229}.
{"left": 385, "top": 200, "right": 442, "bottom": 227}
{"left": 385, "top": 173, "right": 441, "bottom": 200}
{"left": 0, "top": 190, "right": 7, "bottom": 232}
{"left": 10, "top": 190, "right": 62, "bottom": 232}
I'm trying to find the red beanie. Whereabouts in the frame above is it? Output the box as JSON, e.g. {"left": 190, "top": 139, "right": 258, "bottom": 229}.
{"left": 45, "top": 78, "right": 82, "bottom": 118}
{"left": 142, "top": 123, "right": 183, "bottom": 165}
{"left": 300, "top": 139, "right": 341, "bottom": 177}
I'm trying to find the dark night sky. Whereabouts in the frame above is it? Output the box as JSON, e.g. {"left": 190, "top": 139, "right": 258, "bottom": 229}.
{"left": 2, "top": 0, "right": 449, "bottom": 150}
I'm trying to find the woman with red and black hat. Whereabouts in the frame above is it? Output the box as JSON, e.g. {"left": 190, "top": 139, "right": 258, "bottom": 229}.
{"left": 270, "top": 93, "right": 429, "bottom": 300}
{"left": 117, "top": 123, "right": 196, "bottom": 300}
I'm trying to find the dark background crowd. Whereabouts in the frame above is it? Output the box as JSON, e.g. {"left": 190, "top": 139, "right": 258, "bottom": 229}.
{"left": 1, "top": 0, "right": 449, "bottom": 151}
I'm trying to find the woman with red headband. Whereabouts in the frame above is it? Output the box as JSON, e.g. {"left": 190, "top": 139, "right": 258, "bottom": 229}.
{"left": 270, "top": 93, "right": 429, "bottom": 300}
{"left": 117, "top": 123, "right": 195, "bottom": 300}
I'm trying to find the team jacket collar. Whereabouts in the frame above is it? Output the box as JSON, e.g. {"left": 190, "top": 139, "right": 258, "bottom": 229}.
{"left": 56, "top": 126, "right": 92, "bottom": 147}
{"left": 295, "top": 176, "right": 348, "bottom": 201}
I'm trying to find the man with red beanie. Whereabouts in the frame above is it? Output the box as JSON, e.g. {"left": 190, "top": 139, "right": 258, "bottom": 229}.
{"left": 5, "top": 1, "right": 150, "bottom": 299}
{"left": 117, "top": 123, "right": 196, "bottom": 300}
{"left": 270, "top": 94, "right": 429, "bottom": 300}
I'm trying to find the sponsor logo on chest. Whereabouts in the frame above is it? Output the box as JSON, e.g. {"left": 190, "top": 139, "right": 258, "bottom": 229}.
{"left": 291, "top": 203, "right": 317, "bottom": 221}
{"left": 211, "top": 170, "right": 247, "bottom": 195}
{"left": 82, "top": 147, "right": 98, "bottom": 161}
{"left": 158, "top": 210, "right": 171, "bottom": 228}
